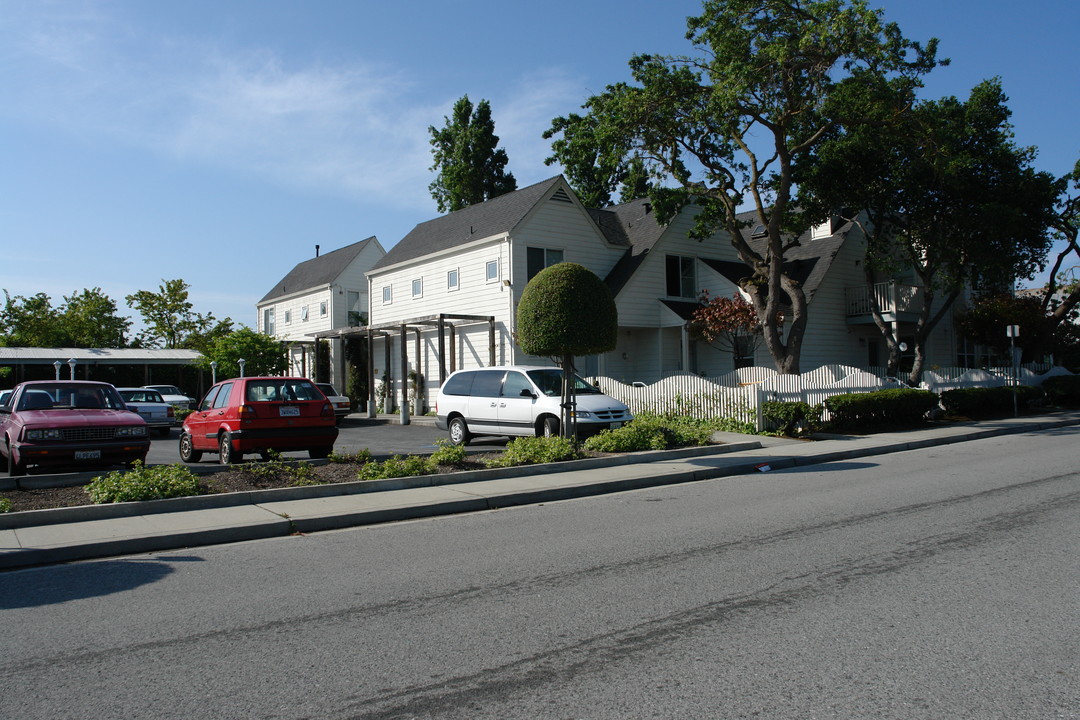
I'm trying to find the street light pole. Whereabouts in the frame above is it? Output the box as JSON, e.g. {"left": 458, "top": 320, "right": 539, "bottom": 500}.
{"left": 1006, "top": 325, "right": 1020, "bottom": 417}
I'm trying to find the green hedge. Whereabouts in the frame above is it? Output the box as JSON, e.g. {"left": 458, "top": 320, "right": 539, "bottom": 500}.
{"left": 1041, "top": 375, "right": 1080, "bottom": 407}
{"left": 824, "top": 389, "right": 939, "bottom": 430}
{"left": 761, "top": 401, "right": 821, "bottom": 436}
{"left": 939, "top": 385, "right": 1043, "bottom": 418}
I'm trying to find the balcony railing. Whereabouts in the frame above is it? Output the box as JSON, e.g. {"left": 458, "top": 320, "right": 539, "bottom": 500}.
{"left": 845, "top": 282, "right": 922, "bottom": 317}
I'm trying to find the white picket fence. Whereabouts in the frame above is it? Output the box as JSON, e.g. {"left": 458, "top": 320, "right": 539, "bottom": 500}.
{"left": 589, "top": 363, "right": 1071, "bottom": 432}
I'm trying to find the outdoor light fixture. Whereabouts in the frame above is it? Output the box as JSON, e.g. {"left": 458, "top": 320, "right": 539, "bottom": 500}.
{"left": 67, "top": 358, "right": 77, "bottom": 380}
{"left": 210, "top": 361, "right": 218, "bottom": 384}
{"left": 238, "top": 358, "right": 246, "bottom": 378}
{"left": 53, "top": 360, "right": 62, "bottom": 380}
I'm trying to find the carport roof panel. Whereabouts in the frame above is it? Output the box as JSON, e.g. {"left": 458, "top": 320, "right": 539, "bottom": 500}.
{"left": 0, "top": 347, "right": 204, "bottom": 365}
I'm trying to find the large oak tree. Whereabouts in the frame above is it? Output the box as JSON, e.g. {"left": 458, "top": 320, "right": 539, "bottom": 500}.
{"left": 546, "top": 0, "right": 940, "bottom": 374}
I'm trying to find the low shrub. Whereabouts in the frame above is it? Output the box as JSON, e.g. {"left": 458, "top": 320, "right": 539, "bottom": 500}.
{"left": 329, "top": 448, "right": 374, "bottom": 465}
{"left": 761, "top": 401, "right": 822, "bottom": 437}
{"left": 237, "top": 451, "right": 324, "bottom": 486}
{"left": 0, "top": 497, "right": 11, "bottom": 513}
{"left": 357, "top": 454, "right": 435, "bottom": 481}
{"left": 582, "top": 411, "right": 737, "bottom": 452}
{"left": 1041, "top": 375, "right": 1080, "bottom": 407}
{"left": 824, "top": 388, "right": 939, "bottom": 430}
{"left": 429, "top": 439, "right": 467, "bottom": 467}
{"left": 85, "top": 462, "right": 202, "bottom": 504}
{"left": 485, "top": 436, "right": 583, "bottom": 468}
{"left": 940, "top": 385, "right": 1043, "bottom": 418}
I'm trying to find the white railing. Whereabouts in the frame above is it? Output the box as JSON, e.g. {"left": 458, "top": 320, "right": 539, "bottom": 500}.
{"left": 845, "top": 282, "right": 922, "bottom": 316}
{"left": 589, "top": 363, "right": 1072, "bottom": 432}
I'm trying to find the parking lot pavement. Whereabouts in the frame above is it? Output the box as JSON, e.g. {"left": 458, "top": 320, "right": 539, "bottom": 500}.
{"left": 142, "top": 416, "right": 509, "bottom": 468}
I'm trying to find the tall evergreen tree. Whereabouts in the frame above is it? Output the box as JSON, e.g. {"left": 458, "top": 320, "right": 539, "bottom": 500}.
{"left": 428, "top": 96, "right": 517, "bottom": 213}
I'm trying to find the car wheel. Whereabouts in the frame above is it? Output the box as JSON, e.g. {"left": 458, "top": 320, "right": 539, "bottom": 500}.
{"left": 308, "top": 446, "right": 332, "bottom": 460}
{"left": 541, "top": 416, "right": 560, "bottom": 438}
{"left": 219, "top": 432, "right": 242, "bottom": 464}
{"left": 179, "top": 432, "right": 202, "bottom": 463}
{"left": 6, "top": 442, "right": 26, "bottom": 477}
{"left": 448, "top": 416, "right": 471, "bottom": 446}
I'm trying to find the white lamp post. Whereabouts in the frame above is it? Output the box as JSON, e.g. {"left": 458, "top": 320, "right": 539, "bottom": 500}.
{"left": 210, "top": 361, "right": 218, "bottom": 385}
{"left": 53, "top": 360, "right": 62, "bottom": 380}
{"left": 67, "top": 358, "right": 77, "bottom": 380}
{"left": 238, "top": 358, "right": 246, "bottom": 378}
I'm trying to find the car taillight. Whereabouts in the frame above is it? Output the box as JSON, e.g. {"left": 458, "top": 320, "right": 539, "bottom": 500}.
{"left": 238, "top": 405, "right": 256, "bottom": 416}
{"left": 322, "top": 402, "right": 333, "bottom": 417}
{"left": 167, "top": 406, "right": 175, "bottom": 418}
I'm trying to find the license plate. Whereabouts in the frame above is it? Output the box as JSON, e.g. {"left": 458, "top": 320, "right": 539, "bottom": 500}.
{"left": 75, "top": 450, "right": 102, "bottom": 460}
{"left": 279, "top": 406, "right": 300, "bottom": 417}
{"left": 610, "top": 422, "right": 623, "bottom": 429}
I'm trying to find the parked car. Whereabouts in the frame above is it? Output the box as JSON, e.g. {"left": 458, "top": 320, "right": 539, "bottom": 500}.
{"left": 315, "top": 383, "right": 352, "bottom": 424}
{"left": 179, "top": 376, "right": 338, "bottom": 464}
{"left": 143, "top": 384, "right": 196, "bottom": 411}
{"left": 0, "top": 380, "right": 150, "bottom": 476}
{"left": 435, "top": 366, "right": 633, "bottom": 445}
{"left": 117, "top": 387, "right": 176, "bottom": 436}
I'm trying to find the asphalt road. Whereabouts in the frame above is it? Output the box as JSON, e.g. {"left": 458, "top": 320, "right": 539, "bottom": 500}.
{"left": 2, "top": 427, "right": 1078, "bottom": 719}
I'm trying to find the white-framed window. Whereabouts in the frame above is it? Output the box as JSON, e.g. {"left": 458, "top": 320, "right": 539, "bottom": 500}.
{"left": 486, "top": 260, "right": 499, "bottom": 283}
{"left": 319, "top": 301, "right": 327, "bottom": 317}
{"left": 263, "top": 308, "right": 275, "bottom": 335}
{"left": 412, "top": 278, "right": 423, "bottom": 298}
{"left": 284, "top": 310, "right": 292, "bottom": 324}
{"left": 527, "top": 247, "right": 564, "bottom": 280}
{"left": 301, "top": 305, "right": 309, "bottom": 321}
{"left": 382, "top": 286, "right": 392, "bottom": 304}
{"left": 447, "top": 268, "right": 459, "bottom": 291}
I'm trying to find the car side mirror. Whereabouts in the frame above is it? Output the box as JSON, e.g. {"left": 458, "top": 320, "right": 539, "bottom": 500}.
{"left": 519, "top": 388, "right": 537, "bottom": 399}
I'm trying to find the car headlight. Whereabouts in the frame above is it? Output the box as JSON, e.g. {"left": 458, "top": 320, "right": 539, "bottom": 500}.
{"left": 26, "top": 429, "right": 62, "bottom": 440}
{"left": 116, "top": 426, "right": 148, "bottom": 437}
{"left": 574, "top": 410, "right": 593, "bottom": 419}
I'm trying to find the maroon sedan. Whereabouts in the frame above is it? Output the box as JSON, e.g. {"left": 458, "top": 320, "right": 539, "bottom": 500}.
{"left": 1, "top": 380, "right": 150, "bottom": 476}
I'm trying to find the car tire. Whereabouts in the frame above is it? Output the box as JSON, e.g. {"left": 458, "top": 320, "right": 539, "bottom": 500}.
{"left": 219, "top": 432, "right": 242, "bottom": 464}
{"left": 541, "top": 416, "right": 560, "bottom": 438}
{"left": 179, "top": 432, "right": 202, "bottom": 463}
{"left": 448, "top": 416, "right": 471, "bottom": 446}
{"left": 308, "top": 446, "right": 332, "bottom": 460}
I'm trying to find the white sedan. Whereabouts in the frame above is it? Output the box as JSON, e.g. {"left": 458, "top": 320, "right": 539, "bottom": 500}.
{"left": 118, "top": 387, "right": 177, "bottom": 436}
{"left": 316, "top": 383, "right": 352, "bottom": 425}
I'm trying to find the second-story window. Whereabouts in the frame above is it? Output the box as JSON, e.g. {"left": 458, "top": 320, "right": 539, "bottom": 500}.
{"left": 666, "top": 255, "right": 696, "bottom": 298}
{"left": 301, "top": 305, "right": 309, "bottom": 321}
{"left": 447, "top": 268, "right": 459, "bottom": 291}
{"left": 412, "top": 278, "right": 423, "bottom": 298}
{"left": 284, "top": 310, "right": 292, "bottom": 324}
{"left": 382, "top": 286, "right": 392, "bottom": 304}
{"left": 263, "top": 308, "right": 275, "bottom": 334}
{"left": 486, "top": 260, "right": 499, "bottom": 283}
{"left": 320, "top": 301, "right": 327, "bottom": 317}
{"left": 527, "top": 247, "right": 564, "bottom": 280}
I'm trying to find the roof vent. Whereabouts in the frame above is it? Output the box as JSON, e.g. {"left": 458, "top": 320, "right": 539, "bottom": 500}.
{"left": 751, "top": 224, "right": 768, "bottom": 239}
{"left": 550, "top": 188, "right": 573, "bottom": 204}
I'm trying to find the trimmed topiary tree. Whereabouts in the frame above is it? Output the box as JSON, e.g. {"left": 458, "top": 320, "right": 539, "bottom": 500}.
{"left": 516, "top": 262, "right": 617, "bottom": 437}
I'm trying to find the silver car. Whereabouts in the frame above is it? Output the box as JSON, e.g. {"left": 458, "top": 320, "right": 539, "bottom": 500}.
{"left": 315, "top": 383, "right": 352, "bottom": 425}
{"left": 118, "top": 387, "right": 177, "bottom": 436}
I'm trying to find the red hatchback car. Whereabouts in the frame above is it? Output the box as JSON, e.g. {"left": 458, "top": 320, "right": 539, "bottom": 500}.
{"left": 0, "top": 380, "right": 150, "bottom": 476}
{"left": 179, "top": 377, "right": 338, "bottom": 464}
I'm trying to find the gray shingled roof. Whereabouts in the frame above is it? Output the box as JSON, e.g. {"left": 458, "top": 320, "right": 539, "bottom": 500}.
{"left": 260, "top": 237, "right": 376, "bottom": 303}
{"left": 600, "top": 198, "right": 668, "bottom": 295}
{"left": 370, "top": 177, "right": 565, "bottom": 271}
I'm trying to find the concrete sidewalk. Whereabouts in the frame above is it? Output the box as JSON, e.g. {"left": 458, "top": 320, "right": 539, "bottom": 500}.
{"left": 3, "top": 412, "right": 1078, "bottom": 571}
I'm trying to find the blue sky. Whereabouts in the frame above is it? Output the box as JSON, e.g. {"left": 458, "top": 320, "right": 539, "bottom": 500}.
{"left": 2, "top": 0, "right": 1078, "bottom": 334}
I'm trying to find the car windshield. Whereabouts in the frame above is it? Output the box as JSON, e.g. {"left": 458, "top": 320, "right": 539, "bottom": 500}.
{"left": 121, "top": 390, "right": 165, "bottom": 403}
{"left": 245, "top": 379, "right": 322, "bottom": 402}
{"left": 525, "top": 369, "right": 603, "bottom": 396}
{"left": 16, "top": 383, "right": 127, "bottom": 411}
{"left": 316, "top": 384, "right": 339, "bottom": 396}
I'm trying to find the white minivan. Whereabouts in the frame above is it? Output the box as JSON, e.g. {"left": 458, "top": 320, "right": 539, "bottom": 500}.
{"left": 434, "top": 365, "right": 633, "bottom": 445}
